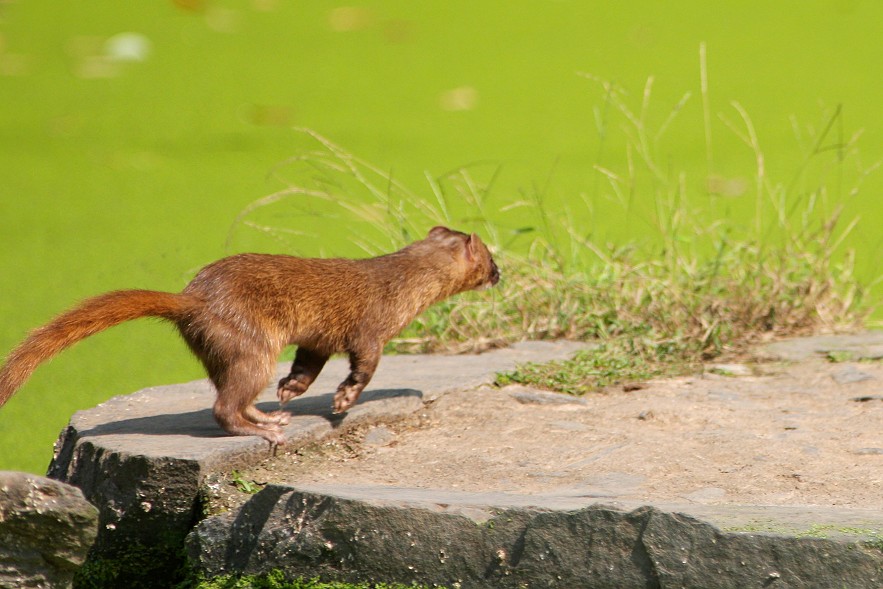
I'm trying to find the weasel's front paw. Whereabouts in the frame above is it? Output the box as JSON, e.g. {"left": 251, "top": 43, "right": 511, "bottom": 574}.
{"left": 332, "top": 389, "right": 357, "bottom": 414}
{"left": 277, "top": 376, "right": 309, "bottom": 405}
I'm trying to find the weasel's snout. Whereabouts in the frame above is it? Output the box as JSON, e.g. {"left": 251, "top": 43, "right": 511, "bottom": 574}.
{"left": 488, "top": 260, "right": 500, "bottom": 286}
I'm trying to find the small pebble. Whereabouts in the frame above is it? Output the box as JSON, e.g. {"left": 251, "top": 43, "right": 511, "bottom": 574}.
{"left": 850, "top": 395, "right": 883, "bottom": 403}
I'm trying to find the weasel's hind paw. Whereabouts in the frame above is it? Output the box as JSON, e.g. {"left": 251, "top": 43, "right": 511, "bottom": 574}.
{"left": 257, "top": 423, "right": 286, "bottom": 446}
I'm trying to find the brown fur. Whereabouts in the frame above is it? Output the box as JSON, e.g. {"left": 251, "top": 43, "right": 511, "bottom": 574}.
{"left": 0, "top": 227, "right": 499, "bottom": 444}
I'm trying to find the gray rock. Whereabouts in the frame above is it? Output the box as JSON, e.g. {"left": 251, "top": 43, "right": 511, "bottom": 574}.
{"left": 46, "top": 341, "right": 586, "bottom": 587}
{"left": 760, "top": 331, "right": 883, "bottom": 362}
{"left": 186, "top": 484, "right": 883, "bottom": 589}
{"left": 507, "top": 385, "right": 588, "bottom": 405}
{"left": 0, "top": 471, "right": 98, "bottom": 589}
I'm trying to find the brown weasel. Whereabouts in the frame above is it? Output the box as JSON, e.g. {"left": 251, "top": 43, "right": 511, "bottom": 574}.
{"left": 0, "top": 226, "right": 499, "bottom": 444}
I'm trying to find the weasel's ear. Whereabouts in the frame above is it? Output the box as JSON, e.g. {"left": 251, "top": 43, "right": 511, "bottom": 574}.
{"left": 428, "top": 226, "right": 451, "bottom": 239}
{"left": 465, "top": 233, "right": 481, "bottom": 261}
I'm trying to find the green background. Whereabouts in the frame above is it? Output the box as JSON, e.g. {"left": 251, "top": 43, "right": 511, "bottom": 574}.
{"left": 1, "top": 0, "right": 881, "bottom": 473}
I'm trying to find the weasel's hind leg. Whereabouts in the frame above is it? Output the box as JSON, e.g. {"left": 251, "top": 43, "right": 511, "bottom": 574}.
{"left": 209, "top": 354, "right": 287, "bottom": 445}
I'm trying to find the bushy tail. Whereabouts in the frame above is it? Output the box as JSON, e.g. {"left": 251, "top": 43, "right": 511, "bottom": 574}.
{"left": 0, "top": 289, "right": 198, "bottom": 407}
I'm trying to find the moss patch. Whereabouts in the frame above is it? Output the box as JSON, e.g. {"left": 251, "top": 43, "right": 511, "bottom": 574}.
{"left": 180, "top": 570, "right": 446, "bottom": 589}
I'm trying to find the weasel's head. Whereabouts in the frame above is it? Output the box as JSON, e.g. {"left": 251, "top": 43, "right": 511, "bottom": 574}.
{"left": 425, "top": 226, "right": 500, "bottom": 291}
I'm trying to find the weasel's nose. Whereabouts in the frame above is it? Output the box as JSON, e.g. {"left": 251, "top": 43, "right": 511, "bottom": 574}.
{"left": 489, "top": 261, "right": 500, "bottom": 285}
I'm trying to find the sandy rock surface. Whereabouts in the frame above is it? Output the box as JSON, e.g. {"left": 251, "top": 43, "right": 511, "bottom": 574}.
{"left": 237, "top": 354, "right": 883, "bottom": 510}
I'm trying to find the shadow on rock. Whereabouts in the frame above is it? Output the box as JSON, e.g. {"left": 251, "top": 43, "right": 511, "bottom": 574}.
{"left": 77, "top": 388, "right": 422, "bottom": 438}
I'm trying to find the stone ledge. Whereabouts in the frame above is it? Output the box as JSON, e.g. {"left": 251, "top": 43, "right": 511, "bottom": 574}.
{"left": 187, "top": 484, "right": 883, "bottom": 589}
{"left": 43, "top": 336, "right": 883, "bottom": 587}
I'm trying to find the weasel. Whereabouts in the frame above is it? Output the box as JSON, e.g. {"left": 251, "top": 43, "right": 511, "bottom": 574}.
{"left": 0, "top": 226, "right": 500, "bottom": 444}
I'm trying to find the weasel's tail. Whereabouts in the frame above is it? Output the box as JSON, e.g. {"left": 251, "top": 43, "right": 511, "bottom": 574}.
{"left": 0, "top": 289, "right": 198, "bottom": 407}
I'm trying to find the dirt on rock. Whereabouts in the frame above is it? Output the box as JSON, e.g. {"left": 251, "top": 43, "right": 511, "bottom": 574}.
{"left": 218, "top": 350, "right": 883, "bottom": 514}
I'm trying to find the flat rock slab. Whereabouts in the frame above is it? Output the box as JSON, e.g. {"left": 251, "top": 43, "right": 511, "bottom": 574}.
{"left": 45, "top": 336, "right": 883, "bottom": 587}
{"left": 760, "top": 330, "right": 883, "bottom": 362}
{"left": 46, "top": 341, "right": 585, "bottom": 585}
{"left": 200, "top": 333, "right": 883, "bottom": 587}
{"left": 50, "top": 340, "right": 584, "bottom": 473}
{"left": 260, "top": 362, "right": 883, "bottom": 510}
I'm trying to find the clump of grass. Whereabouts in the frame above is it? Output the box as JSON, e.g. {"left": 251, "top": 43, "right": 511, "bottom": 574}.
{"left": 229, "top": 64, "right": 876, "bottom": 394}
{"left": 229, "top": 470, "right": 264, "bottom": 494}
{"left": 496, "top": 342, "right": 681, "bottom": 394}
